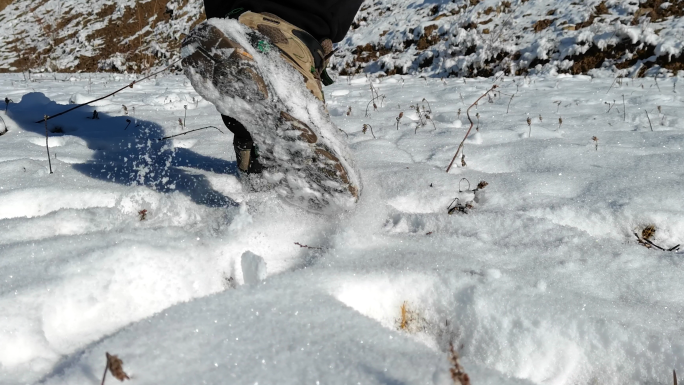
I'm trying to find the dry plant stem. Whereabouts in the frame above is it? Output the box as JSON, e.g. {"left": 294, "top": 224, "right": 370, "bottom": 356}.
{"left": 622, "top": 95, "right": 626, "bottom": 122}
{"left": 159, "top": 126, "right": 223, "bottom": 141}
{"left": 674, "top": 369, "right": 677, "bottom": 385}
{"left": 507, "top": 93, "right": 515, "bottom": 114}
{"left": 446, "top": 85, "right": 497, "bottom": 173}
{"left": 295, "top": 242, "right": 324, "bottom": 250}
{"left": 36, "top": 59, "right": 181, "bottom": 124}
{"left": 633, "top": 232, "right": 667, "bottom": 251}
{"left": 646, "top": 111, "right": 654, "bottom": 131}
{"left": 606, "top": 75, "right": 620, "bottom": 94}
{"left": 100, "top": 358, "right": 108, "bottom": 385}
{"left": 44, "top": 116, "right": 53, "bottom": 174}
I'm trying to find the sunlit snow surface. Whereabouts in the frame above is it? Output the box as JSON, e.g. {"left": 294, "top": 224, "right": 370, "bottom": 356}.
{"left": 1, "top": 72, "right": 684, "bottom": 385}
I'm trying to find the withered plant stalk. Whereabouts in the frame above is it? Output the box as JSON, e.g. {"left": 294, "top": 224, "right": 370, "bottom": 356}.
{"left": 446, "top": 85, "right": 497, "bottom": 173}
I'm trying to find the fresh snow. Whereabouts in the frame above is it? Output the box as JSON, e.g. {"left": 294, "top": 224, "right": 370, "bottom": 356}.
{"left": 1, "top": 70, "right": 684, "bottom": 385}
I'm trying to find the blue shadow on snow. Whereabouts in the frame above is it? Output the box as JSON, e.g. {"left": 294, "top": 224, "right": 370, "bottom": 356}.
{"left": 8, "top": 92, "right": 238, "bottom": 208}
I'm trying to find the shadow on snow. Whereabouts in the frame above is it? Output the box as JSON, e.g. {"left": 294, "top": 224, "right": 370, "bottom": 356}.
{"left": 8, "top": 92, "right": 238, "bottom": 208}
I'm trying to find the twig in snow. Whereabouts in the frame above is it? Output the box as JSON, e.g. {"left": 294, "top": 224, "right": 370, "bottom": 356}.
{"left": 158, "top": 126, "right": 224, "bottom": 141}
{"left": 605, "top": 100, "right": 615, "bottom": 113}
{"left": 124, "top": 119, "right": 132, "bottom": 130}
{"left": 622, "top": 95, "right": 626, "bottom": 122}
{"left": 294, "top": 242, "right": 324, "bottom": 250}
{"left": 646, "top": 111, "right": 654, "bottom": 131}
{"left": 654, "top": 74, "right": 661, "bottom": 93}
{"left": 396, "top": 112, "right": 403, "bottom": 130}
{"left": 633, "top": 225, "right": 680, "bottom": 252}
{"left": 447, "top": 180, "right": 488, "bottom": 215}
{"left": 673, "top": 369, "right": 677, "bottom": 385}
{"left": 43, "top": 116, "right": 53, "bottom": 174}
{"left": 592, "top": 136, "right": 598, "bottom": 151}
{"left": 558, "top": 117, "right": 563, "bottom": 131}
{"left": 527, "top": 116, "right": 532, "bottom": 138}
{"left": 36, "top": 59, "right": 181, "bottom": 124}
{"left": 4, "top": 97, "right": 12, "bottom": 113}
{"left": 446, "top": 85, "right": 497, "bottom": 173}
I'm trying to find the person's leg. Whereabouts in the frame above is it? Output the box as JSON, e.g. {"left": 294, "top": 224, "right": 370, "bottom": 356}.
{"left": 203, "top": 0, "right": 364, "bottom": 43}
{"left": 221, "top": 115, "right": 262, "bottom": 174}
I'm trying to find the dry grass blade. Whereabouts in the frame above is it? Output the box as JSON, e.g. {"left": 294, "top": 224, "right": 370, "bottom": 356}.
{"left": 674, "top": 369, "right": 678, "bottom": 385}
{"left": 446, "top": 85, "right": 497, "bottom": 173}
{"left": 400, "top": 302, "right": 408, "bottom": 330}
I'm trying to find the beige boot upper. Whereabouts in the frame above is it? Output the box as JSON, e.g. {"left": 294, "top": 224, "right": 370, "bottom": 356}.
{"left": 238, "top": 11, "right": 329, "bottom": 102}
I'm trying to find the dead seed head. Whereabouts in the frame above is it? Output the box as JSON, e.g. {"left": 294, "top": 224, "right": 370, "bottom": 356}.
{"left": 592, "top": 136, "right": 598, "bottom": 142}
{"left": 477, "top": 181, "right": 489, "bottom": 190}
{"left": 106, "top": 353, "right": 130, "bottom": 382}
{"left": 526, "top": 117, "right": 532, "bottom": 126}
{"left": 642, "top": 225, "right": 656, "bottom": 241}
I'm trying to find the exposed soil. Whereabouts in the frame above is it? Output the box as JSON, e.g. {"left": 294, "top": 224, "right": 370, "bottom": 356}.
{"left": 0, "top": 0, "right": 12, "bottom": 14}
{"left": 533, "top": 18, "right": 555, "bottom": 33}
{"left": 1, "top": 0, "right": 205, "bottom": 73}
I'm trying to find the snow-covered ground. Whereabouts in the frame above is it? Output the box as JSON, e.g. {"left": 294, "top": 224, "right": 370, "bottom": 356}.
{"left": 1, "top": 71, "right": 684, "bottom": 385}
{"left": 2, "top": 0, "right": 683, "bottom": 77}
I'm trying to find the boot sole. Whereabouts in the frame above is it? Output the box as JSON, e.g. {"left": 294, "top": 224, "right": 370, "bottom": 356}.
{"left": 181, "top": 21, "right": 360, "bottom": 212}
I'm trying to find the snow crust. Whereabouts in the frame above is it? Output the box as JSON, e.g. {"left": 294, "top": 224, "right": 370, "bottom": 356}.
{"left": 1, "top": 71, "right": 684, "bottom": 385}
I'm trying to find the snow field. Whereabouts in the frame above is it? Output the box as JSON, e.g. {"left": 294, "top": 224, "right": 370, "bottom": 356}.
{"left": 1, "top": 71, "right": 683, "bottom": 384}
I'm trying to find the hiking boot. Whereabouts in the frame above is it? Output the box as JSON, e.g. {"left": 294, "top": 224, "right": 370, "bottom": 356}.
{"left": 181, "top": 16, "right": 361, "bottom": 212}
{"left": 237, "top": 12, "right": 334, "bottom": 102}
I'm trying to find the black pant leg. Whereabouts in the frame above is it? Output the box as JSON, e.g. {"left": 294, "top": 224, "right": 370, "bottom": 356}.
{"left": 203, "top": 0, "right": 364, "bottom": 43}
{"left": 221, "top": 115, "right": 253, "bottom": 147}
